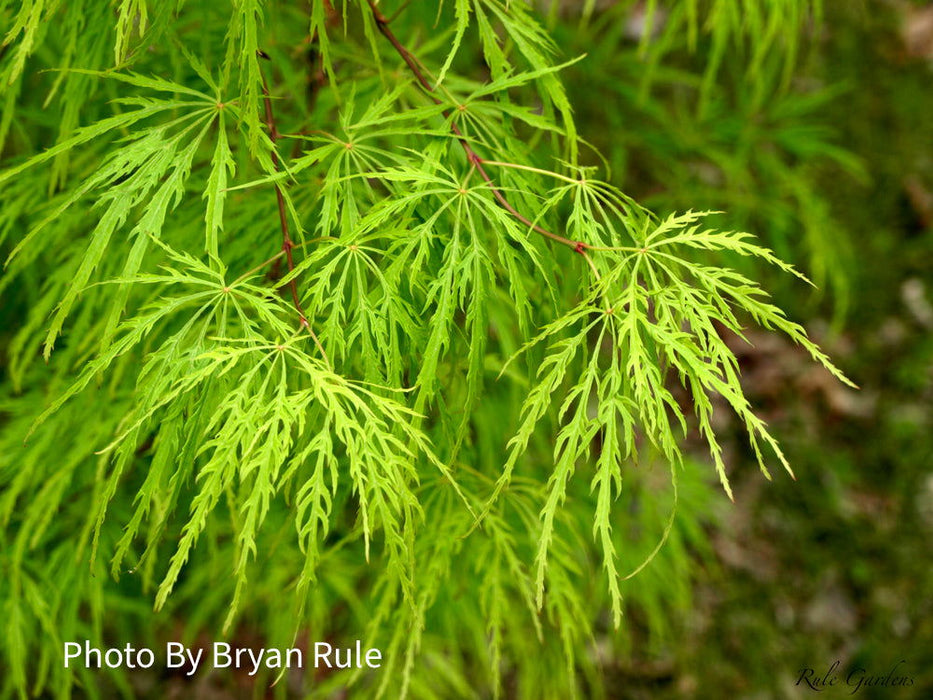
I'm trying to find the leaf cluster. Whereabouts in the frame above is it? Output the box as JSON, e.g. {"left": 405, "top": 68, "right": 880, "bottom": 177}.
{"left": 0, "top": 2, "right": 852, "bottom": 697}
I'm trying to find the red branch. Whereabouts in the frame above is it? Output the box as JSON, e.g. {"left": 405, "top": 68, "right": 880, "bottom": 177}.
{"left": 366, "top": 1, "right": 591, "bottom": 256}
{"left": 258, "top": 58, "right": 310, "bottom": 330}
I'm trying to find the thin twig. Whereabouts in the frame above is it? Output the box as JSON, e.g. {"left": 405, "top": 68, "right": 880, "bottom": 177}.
{"left": 258, "top": 53, "right": 331, "bottom": 368}
{"left": 365, "top": 1, "right": 595, "bottom": 265}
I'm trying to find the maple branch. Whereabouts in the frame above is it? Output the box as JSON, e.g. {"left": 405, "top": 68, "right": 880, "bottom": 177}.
{"left": 258, "top": 53, "right": 331, "bottom": 367}
{"left": 365, "top": 1, "right": 595, "bottom": 261}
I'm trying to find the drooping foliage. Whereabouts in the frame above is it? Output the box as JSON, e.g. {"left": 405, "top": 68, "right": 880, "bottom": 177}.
{"left": 0, "top": 1, "right": 849, "bottom": 697}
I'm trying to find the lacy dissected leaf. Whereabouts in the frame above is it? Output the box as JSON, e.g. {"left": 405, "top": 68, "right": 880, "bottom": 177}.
{"left": 0, "top": 3, "right": 856, "bottom": 698}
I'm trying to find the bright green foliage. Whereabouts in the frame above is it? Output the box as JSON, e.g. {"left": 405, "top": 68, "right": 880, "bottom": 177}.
{"left": 1, "top": 1, "right": 849, "bottom": 697}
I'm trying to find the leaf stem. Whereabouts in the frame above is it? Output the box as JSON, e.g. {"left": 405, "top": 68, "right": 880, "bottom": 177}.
{"left": 481, "top": 160, "right": 582, "bottom": 186}
{"left": 230, "top": 237, "right": 335, "bottom": 288}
